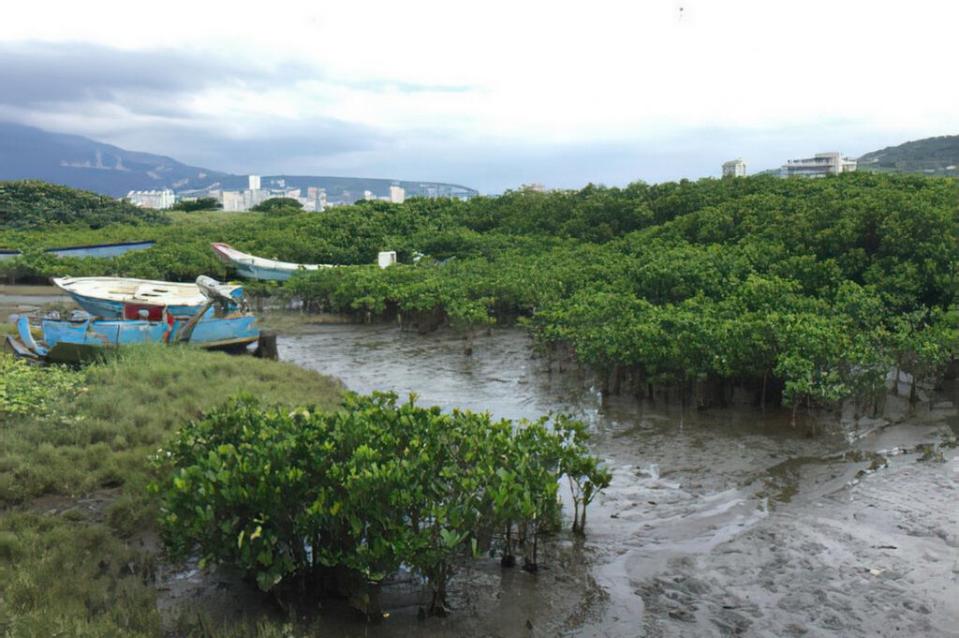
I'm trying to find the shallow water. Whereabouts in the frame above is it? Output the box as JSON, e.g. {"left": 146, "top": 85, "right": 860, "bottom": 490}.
{"left": 0, "top": 286, "right": 72, "bottom": 322}
{"left": 269, "top": 324, "right": 959, "bottom": 637}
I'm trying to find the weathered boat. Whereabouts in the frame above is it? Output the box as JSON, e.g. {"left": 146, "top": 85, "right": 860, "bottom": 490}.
{"left": 7, "top": 276, "right": 259, "bottom": 363}
{"left": 210, "top": 242, "right": 333, "bottom": 281}
{"left": 52, "top": 276, "right": 244, "bottom": 319}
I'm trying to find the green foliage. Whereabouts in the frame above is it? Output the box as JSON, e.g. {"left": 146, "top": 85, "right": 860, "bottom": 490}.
{"left": 173, "top": 197, "right": 222, "bottom": 212}
{"left": 0, "top": 353, "right": 83, "bottom": 419}
{"left": 157, "top": 393, "right": 607, "bottom": 614}
{"left": 250, "top": 197, "right": 303, "bottom": 214}
{"left": 858, "top": 134, "right": 959, "bottom": 176}
{"left": 0, "top": 346, "right": 342, "bottom": 635}
{"left": 0, "top": 180, "right": 168, "bottom": 229}
{"left": 3, "top": 173, "right": 957, "bottom": 410}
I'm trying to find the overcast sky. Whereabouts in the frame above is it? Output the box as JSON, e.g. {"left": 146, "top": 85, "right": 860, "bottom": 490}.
{"left": 1, "top": 0, "right": 957, "bottom": 192}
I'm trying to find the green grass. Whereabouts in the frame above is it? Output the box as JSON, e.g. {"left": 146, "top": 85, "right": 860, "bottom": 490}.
{"left": 0, "top": 346, "right": 342, "bottom": 635}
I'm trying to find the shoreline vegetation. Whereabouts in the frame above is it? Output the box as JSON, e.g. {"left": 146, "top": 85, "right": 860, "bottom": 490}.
{"left": 0, "top": 346, "right": 343, "bottom": 636}
{"left": 1, "top": 172, "right": 959, "bottom": 633}
{"left": 0, "top": 341, "right": 609, "bottom": 635}
{"left": 3, "top": 172, "right": 957, "bottom": 413}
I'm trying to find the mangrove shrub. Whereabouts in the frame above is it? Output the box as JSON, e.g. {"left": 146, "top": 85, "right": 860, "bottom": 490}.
{"left": 156, "top": 393, "right": 609, "bottom": 616}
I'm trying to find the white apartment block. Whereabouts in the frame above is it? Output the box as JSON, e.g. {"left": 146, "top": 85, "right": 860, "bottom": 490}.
{"left": 221, "top": 191, "right": 245, "bottom": 212}
{"left": 722, "top": 159, "right": 747, "bottom": 177}
{"left": 248, "top": 175, "right": 261, "bottom": 190}
{"left": 782, "top": 152, "right": 857, "bottom": 178}
{"left": 126, "top": 189, "right": 175, "bottom": 209}
{"left": 389, "top": 185, "right": 406, "bottom": 204}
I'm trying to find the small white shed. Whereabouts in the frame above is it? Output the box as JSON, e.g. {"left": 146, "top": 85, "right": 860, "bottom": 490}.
{"left": 377, "top": 251, "right": 397, "bottom": 269}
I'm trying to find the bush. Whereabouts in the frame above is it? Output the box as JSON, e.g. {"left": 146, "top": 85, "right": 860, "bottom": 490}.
{"left": 250, "top": 197, "right": 303, "bottom": 214}
{"left": 172, "top": 197, "right": 222, "bottom": 212}
{"left": 157, "top": 393, "right": 609, "bottom": 616}
{"left": 0, "top": 180, "right": 167, "bottom": 229}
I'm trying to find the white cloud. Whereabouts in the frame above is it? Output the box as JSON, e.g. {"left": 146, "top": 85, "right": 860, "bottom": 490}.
{"left": 1, "top": 0, "right": 957, "bottom": 190}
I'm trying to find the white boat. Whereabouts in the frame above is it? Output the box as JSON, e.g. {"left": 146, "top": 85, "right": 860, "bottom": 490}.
{"left": 52, "top": 276, "right": 243, "bottom": 319}
{"left": 211, "top": 242, "right": 334, "bottom": 281}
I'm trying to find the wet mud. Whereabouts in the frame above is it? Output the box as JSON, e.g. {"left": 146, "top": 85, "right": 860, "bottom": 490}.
{"left": 272, "top": 324, "right": 959, "bottom": 637}
{"left": 7, "top": 299, "right": 948, "bottom": 637}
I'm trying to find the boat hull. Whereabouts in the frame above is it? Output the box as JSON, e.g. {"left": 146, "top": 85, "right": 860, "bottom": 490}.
{"left": 211, "top": 242, "right": 329, "bottom": 281}
{"left": 64, "top": 291, "right": 205, "bottom": 319}
{"left": 53, "top": 276, "right": 245, "bottom": 319}
{"left": 12, "top": 313, "right": 259, "bottom": 363}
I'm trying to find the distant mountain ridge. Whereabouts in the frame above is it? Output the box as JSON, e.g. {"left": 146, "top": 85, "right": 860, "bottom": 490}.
{"left": 858, "top": 135, "right": 959, "bottom": 177}
{"left": 0, "top": 122, "right": 228, "bottom": 197}
{"left": 0, "top": 122, "right": 478, "bottom": 201}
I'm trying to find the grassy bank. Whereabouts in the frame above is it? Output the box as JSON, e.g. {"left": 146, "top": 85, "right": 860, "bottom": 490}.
{"left": 0, "top": 346, "right": 342, "bottom": 636}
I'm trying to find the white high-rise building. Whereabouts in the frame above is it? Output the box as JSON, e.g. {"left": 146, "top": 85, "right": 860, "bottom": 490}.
{"left": 389, "top": 185, "right": 406, "bottom": 204}
{"left": 248, "top": 175, "right": 261, "bottom": 190}
{"left": 306, "top": 187, "right": 327, "bottom": 212}
{"left": 722, "top": 159, "right": 747, "bottom": 178}
{"left": 126, "top": 189, "right": 175, "bottom": 209}
{"left": 781, "top": 152, "right": 857, "bottom": 178}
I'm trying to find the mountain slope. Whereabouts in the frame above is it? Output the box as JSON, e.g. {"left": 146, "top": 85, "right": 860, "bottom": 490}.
{"left": 0, "top": 122, "right": 479, "bottom": 201}
{"left": 858, "top": 135, "right": 959, "bottom": 177}
{"left": 0, "top": 122, "right": 228, "bottom": 197}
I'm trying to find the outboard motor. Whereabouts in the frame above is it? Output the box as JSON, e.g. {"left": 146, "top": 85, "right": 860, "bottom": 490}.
{"left": 196, "top": 276, "right": 237, "bottom": 305}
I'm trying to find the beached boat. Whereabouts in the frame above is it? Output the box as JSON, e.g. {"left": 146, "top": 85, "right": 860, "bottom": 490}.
{"left": 211, "top": 242, "right": 333, "bottom": 281}
{"left": 7, "top": 277, "right": 259, "bottom": 363}
{"left": 52, "top": 276, "right": 244, "bottom": 319}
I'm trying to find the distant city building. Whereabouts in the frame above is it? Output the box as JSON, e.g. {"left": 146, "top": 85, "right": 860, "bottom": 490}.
{"left": 126, "top": 189, "right": 175, "bottom": 209}
{"left": 248, "top": 175, "right": 261, "bottom": 190}
{"left": 304, "top": 187, "right": 327, "bottom": 212}
{"left": 221, "top": 191, "right": 245, "bottom": 212}
{"left": 363, "top": 190, "right": 375, "bottom": 201}
{"left": 520, "top": 183, "right": 546, "bottom": 192}
{"left": 781, "top": 152, "right": 857, "bottom": 178}
{"left": 722, "top": 159, "right": 747, "bottom": 178}
{"left": 389, "top": 185, "right": 406, "bottom": 204}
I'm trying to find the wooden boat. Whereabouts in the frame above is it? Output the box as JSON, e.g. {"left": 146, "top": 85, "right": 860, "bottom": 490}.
{"left": 211, "top": 242, "right": 333, "bottom": 281}
{"left": 7, "top": 277, "right": 258, "bottom": 363}
{"left": 52, "top": 276, "right": 243, "bottom": 319}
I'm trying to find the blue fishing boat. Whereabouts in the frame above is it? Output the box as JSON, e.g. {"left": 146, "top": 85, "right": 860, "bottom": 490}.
{"left": 7, "top": 276, "right": 259, "bottom": 363}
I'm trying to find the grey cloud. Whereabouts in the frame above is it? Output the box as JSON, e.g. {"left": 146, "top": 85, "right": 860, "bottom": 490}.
{"left": 0, "top": 41, "right": 475, "bottom": 111}
{"left": 0, "top": 41, "right": 924, "bottom": 193}
{"left": 0, "top": 41, "right": 396, "bottom": 172}
{"left": 0, "top": 42, "right": 257, "bottom": 108}
{"left": 120, "top": 117, "right": 393, "bottom": 174}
